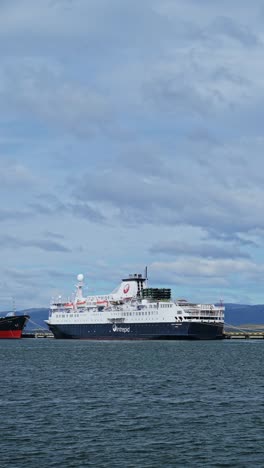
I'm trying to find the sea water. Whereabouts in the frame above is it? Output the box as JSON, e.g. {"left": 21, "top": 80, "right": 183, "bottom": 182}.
{"left": 0, "top": 340, "right": 263, "bottom": 467}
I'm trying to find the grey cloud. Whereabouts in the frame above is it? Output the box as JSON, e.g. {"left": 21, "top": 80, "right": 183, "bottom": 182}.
{"left": 187, "top": 128, "right": 219, "bottom": 146}
{"left": 4, "top": 266, "right": 71, "bottom": 284}
{"left": 68, "top": 202, "right": 106, "bottom": 223}
{"left": 4, "top": 268, "right": 43, "bottom": 282}
{"left": 73, "top": 169, "right": 172, "bottom": 211}
{"left": 28, "top": 194, "right": 106, "bottom": 224}
{"left": 1, "top": 269, "right": 55, "bottom": 312}
{"left": 35, "top": 193, "right": 66, "bottom": 211}
{"left": 209, "top": 16, "right": 259, "bottom": 47}
{"left": 45, "top": 269, "right": 74, "bottom": 280}
{"left": 70, "top": 136, "right": 264, "bottom": 237}
{"left": 211, "top": 67, "right": 251, "bottom": 87}
{"left": 32, "top": 240, "right": 70, "bottom": 252}
{"left": 0, "top": 235, "right": 70, "bottom": 252}
{"left": 0, "top": 0, "right": 174, "bottom": 49}
{"left": 144, "top": 76, "right": 213, "bottom": 117}
{"left": 149, "top": 240, "right": 250, "bottom": 259}
{"left": 116, "top": 148, "right": 173, "bottom": 181}
{"left": 0, "top": 208, "right": 33, "bottom": 222}
{"left": 44, "top": 231, "right": 65, "bottom": 240}
{"left": 29, "top": 202, "right": 55, "bottom": 215}
{"left": 0, "top": 59, "right": 112, "bottom": 137}
{"left": 206, "top": 229, "right": 259, "bottom": 248}
{"left": 26, "top": 195, "right": 66, "bottom": 218}
{"left": 1, "top": 0, "right": 264, "bottom": 306}
{"left": 2, "top": 269, "right": 42, "bottom": 293}
{"left": 151, "top": 258, "right": 264, "bottom": 280}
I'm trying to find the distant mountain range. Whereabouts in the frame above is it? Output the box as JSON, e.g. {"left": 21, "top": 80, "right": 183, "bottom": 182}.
{"left": 7, "top": 303, "right": 264, "bottom": 329}
{"left": 224, "top": 304, "right": 264, "bottom": 327}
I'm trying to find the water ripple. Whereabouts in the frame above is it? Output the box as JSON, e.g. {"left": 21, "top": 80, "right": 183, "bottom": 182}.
{"left": 0, "top": 340, "right": 264, "bottom": 467}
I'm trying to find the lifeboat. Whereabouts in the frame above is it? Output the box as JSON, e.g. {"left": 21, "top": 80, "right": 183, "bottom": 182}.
{"left": 76, "top": 300, "right": 86, "bottom": 307}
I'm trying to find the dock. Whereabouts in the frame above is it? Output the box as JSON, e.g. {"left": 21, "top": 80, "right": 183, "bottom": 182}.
{"left": 22, "top": 329, "right": 54, "bottom": 338}
{"left": 224, "top": 331, "right": 264, "bottom": 339}
{"left": 224, "top": 324, "right": 264, "bottom": 339}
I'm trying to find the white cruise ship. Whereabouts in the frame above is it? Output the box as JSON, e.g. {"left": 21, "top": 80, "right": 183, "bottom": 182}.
{"left": 46, "top": 270, "right": 224, "bottom": 340}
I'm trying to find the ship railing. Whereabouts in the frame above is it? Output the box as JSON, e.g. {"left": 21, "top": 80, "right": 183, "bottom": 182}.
{"left": 107, "top": 317, "right": 125, "bottom": 323}
{"left": 186, "top": 308, "right": 224, "bottom": 320}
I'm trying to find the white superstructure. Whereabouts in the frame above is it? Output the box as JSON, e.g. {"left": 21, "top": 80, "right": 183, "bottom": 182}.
{"left": 47, "top": 273, "right": 224, "bottom": 327}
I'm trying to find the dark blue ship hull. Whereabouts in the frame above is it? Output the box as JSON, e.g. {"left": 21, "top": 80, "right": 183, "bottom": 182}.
{"left": 48, "top": 321, "right": 224, "bottom": 340}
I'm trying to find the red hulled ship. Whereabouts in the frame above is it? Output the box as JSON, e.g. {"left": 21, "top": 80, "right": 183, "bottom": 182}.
{"left": 0, "top": 314, "right": 29, "bottom": 339}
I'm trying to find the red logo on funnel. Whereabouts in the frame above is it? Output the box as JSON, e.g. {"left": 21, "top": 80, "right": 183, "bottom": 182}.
{"left": 123, "top": 284, "right": 130, "bottom": 294}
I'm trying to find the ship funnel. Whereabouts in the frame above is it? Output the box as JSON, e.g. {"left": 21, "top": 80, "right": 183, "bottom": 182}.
{"left": 111, "top": 273, "right": 147, "bottom": 300}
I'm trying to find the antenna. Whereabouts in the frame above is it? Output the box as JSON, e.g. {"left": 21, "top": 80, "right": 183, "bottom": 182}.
{"left": 12, "top": 297, "right": 16, "bottom": 315}
{"left": 145, "top": 266, "right": 148, "bottom": 287}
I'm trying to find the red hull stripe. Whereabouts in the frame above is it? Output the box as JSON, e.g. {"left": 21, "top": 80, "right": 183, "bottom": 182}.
{"left": 0, "top": 330, "right": 22, "bottom": 339}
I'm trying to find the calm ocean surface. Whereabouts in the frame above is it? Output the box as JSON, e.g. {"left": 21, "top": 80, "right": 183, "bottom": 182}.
{"left": 1, "top": 340, "right": 264, "bottom": 467}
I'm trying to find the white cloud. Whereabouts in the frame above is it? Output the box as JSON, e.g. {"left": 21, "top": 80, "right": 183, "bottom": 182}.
{"left": 151, "top": 258, "right": 264, "bottom": 278}
{"left": 0, "top": 58, "right": 111, "bottom": 137}
{"left": 1, "top": 1, "right": 264, "bottom": 308}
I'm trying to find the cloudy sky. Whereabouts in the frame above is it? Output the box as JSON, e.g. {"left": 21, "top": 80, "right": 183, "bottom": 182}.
{"left": 2, "top": 0, "right": 264, "bottom": 311}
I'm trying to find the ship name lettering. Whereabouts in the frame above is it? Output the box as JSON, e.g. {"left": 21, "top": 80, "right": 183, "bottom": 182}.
{"left": 112, "top": 324, "right": 130, "bottom": 333}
